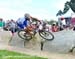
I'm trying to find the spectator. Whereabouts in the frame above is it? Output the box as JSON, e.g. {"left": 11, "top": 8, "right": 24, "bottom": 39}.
{"left": 0, "top": 18, "right": 5, "bottom": 31}
{"left": 9, "top": 19, "right": 17, "bottom": 36}
{"left": 52, "top": 24, "right": 58, "bottom": 32}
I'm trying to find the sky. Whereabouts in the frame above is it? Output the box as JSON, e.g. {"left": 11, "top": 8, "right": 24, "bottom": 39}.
{"left": 0, "top": 0, "right": 73, "bottom": 21}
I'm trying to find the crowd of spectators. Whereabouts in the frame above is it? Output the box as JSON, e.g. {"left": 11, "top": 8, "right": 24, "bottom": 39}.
{"left": 0, "top": 16, "right": 75, "bottom": 33}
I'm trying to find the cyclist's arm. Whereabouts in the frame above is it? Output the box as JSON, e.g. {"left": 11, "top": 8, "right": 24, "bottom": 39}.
{"left": 32, "top": 17, "right": 41, "bottom": 24}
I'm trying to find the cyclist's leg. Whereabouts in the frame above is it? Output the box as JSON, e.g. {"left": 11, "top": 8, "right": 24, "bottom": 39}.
{"left": 26, "top": 26, "right": 34, "bottom": 35}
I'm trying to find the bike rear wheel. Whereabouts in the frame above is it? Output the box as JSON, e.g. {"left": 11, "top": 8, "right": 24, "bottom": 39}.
{"left": 18, "top": 30, "right": 32, "bottom": 41}
{"left": 39, "top": 30, "right": 54, "bottom": 41}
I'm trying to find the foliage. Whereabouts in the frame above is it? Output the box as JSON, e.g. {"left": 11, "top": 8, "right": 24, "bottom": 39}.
{"left": 48, "top": 20, "right": 58, "bottom": 25}
{"left": 56, "top": 0, "right": 75, "bottom": 16}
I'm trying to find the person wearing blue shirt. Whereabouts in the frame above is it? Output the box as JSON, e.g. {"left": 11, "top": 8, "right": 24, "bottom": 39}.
{"left": 17, "top": 13, "right": 30, "bottom": 29}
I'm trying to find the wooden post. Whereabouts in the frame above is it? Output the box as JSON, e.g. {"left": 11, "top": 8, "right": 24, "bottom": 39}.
{"left": 40, "top": 39, "right": 46, "bottom": 51}
{"left": 41, "top": 41, "right": 44, "bottom": 50}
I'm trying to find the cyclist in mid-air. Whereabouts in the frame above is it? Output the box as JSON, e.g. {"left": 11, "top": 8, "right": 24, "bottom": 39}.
{"left": 16, "top": 13, "right": 41, "bottom": 35}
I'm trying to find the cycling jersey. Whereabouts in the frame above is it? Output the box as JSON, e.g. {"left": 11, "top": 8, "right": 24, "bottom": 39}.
{"left": 17, "top": 17, "right": 28, "bottom": 29}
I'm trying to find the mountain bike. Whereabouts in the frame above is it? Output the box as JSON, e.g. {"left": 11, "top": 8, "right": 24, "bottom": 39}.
{"left": 18, "top": 25, "right": 54, "bottom": 41}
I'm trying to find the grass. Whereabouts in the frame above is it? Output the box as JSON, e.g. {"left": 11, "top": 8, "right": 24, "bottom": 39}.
{"left": 0, "top": 50, "right": 48, "bottom": 59}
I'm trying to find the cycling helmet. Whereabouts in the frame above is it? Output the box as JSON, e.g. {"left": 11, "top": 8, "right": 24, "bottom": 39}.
{"left": 24, "top": 13, "right": 30, "bottom": 18}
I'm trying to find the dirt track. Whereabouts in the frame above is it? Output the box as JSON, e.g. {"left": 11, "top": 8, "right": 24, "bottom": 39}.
{"left": 0, "top": 30, "right": 75, "bottom": 59}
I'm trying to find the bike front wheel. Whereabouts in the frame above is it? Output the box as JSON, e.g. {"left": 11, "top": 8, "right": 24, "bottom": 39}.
{"left": 39, "top": 30, "right": 54, "bottom": 41}
{"left": 18, "top": 30, "right": 32, "bottom": 41}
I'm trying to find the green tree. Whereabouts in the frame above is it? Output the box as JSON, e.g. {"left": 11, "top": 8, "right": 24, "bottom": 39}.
{"left": 48, "top": 20, "right": 58, "bottom": 25}
{"left": 56, "top": 0, "right": 75, "bottom": 16}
